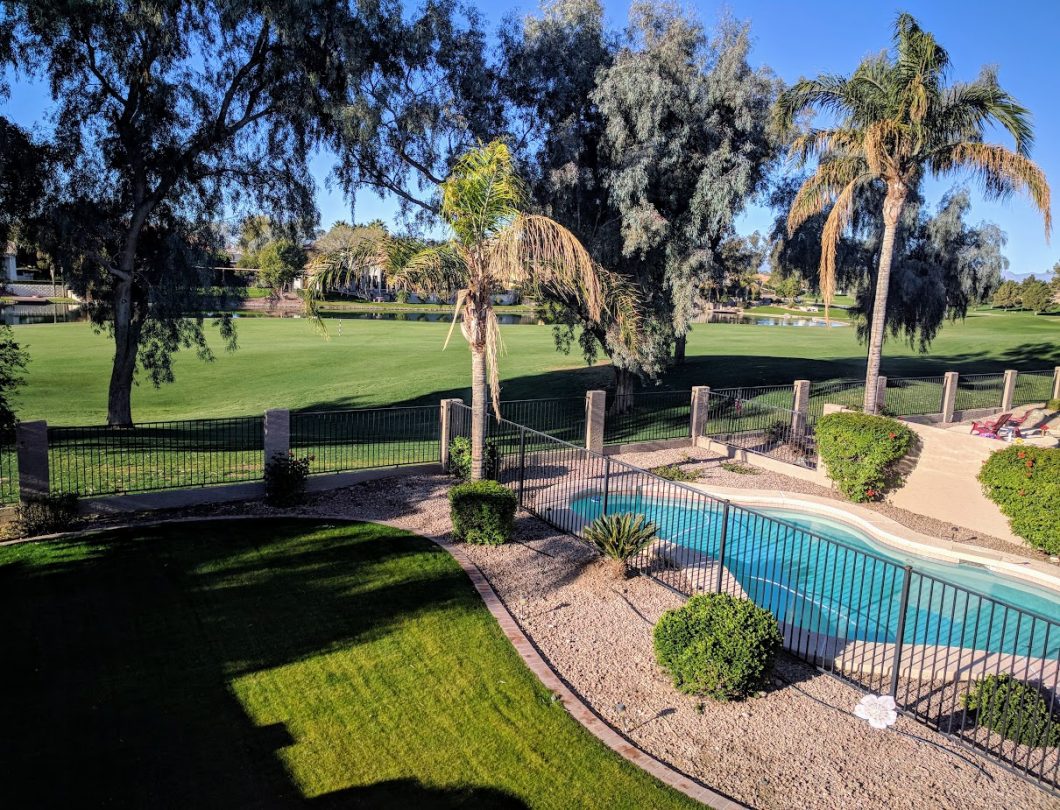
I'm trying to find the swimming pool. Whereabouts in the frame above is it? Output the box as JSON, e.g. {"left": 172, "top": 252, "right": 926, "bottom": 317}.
{"left": 569, "top": 492, "right": 1060, "bottom": 660}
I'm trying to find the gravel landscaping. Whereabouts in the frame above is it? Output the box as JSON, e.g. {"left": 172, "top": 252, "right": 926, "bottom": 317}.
{"left": 186, "top": 472, "right": 1055, "bottom": 810}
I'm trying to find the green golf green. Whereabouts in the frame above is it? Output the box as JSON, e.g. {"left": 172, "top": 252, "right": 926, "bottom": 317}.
{"left": 0, "top": 519, "right": 701, "bottom": 809}
{"left": 13, "top": 307, "right": 1059, "bottom": 425}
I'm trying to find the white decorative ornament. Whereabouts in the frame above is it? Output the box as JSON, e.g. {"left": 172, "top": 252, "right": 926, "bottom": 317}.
{"left": 853, "top": 694, "right": 898, "bottom": 729}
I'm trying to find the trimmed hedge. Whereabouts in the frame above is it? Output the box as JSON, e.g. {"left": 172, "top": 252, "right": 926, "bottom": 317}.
{"left": 653, "top": 593, "right": 782, "bottom": 701}
{"left": 962, "top": 673, "right": 1060, "bottom": 748}
{"left": 449, "top": 480, "right": 517, "bottom": 545}
{"left": 816, "top": 412, "right": 913, "bottom": 502}
{"left": 978, "top": 445, "right": 1060, "bottom": 554}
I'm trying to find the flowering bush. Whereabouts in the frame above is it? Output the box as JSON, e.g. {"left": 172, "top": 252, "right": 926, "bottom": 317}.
{"left": 815, "top": 412, "right": 913, "bottom": 502}
{"left": 978, "top": 445, "right": 1060, "bottom": 553}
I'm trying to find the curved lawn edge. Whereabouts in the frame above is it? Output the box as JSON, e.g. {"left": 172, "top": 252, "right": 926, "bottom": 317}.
{"left": 7, "top": 513, "right": 745, "bottom": 810}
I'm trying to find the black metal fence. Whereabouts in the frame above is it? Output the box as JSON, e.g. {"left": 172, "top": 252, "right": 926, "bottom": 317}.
{"left": 807, "top": 379, "right": 866, "bottom": 424}
{"left": 1013, "top": 370, "right": 1055, "bottom": 408}
{"left": 290, "top": 406, "right": 439, "bottom": 474}
{"left": 499, "top": 397, "right": 585, "bottom": 445}
{"left": 703, "top": 392, "right": 816, "bottom": 468}
{"left": 955, "top": 373, "right": 1006, "bottom": 412}
{"left": 884, "top": 375, "right": 947, "bottom": 416}
{"left": 454, "top": 402, "right": 1060, "bottom": 793}
{"left": 604, "top": 390, "right": 691, "bottom": 445}
{"left": 0, "top": 433, "right": 17, "bottom": 505}
{"left": 48, "top": 417, "right": 264, "bottom": 496}
{"left": 713, "top": 383, "right": 794, "bottom": 411}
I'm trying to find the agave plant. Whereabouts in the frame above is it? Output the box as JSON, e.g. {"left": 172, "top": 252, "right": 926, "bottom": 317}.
{"left": 307, "top": 140, "right": 637, "bottom": 479}
{"left": 581, "top": 512, "right": 659, "bottom": 577}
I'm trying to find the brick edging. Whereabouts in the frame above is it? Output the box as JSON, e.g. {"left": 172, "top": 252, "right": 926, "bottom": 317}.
{"left": 6, "top": 513, "right": 745, "bottom": 809}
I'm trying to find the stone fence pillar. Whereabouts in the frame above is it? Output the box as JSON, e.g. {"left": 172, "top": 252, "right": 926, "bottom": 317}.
{"left": 791, "top": 380, "right": 810, "bottom": 436}
{"left": 941, "top": 371, "right": 959, "bottom": 423}
{"left": 16, "top": 420, "right": 49, "bottom": 501}
{"left": 1052, "top": 367, "right": 1060, "bottom": 401}
{"left": 1000, "top": 369, "right": 1018, "bottom": 412}
{"left": 875, "top": 375, "right": 888, "bottom": 414}
{"left": 264, "top": 409, "right": 290, "bottom": 467}
{"left": 438, "top": 398, "right": 463, "bottom": 467}
{"left": 585, "top": 390, "right": 606, "bottom": 454}
{"left": 690, "top": 386, "right": 711, "bottom": 439}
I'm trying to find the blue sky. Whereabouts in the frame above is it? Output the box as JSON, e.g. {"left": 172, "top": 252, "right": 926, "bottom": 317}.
{"left": 5, "top": 1, "right": 1059, "bottom": 276}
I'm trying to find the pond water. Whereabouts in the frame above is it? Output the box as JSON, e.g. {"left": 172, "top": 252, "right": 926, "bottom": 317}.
{"left": 0, "top": 304, "right": 846, "bottom": 328}
{"left": 1, "top": 303, "right": 84, "bottom": 325}
{"left": 698, "top": 312, "right": 848, "bottom": 327}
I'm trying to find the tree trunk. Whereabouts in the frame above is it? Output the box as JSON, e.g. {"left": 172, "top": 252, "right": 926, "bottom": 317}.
{"left": 106, "top": 277, "right": 143, "bottom": 427}
{"left": 470, "top": 342, "right": 488, "bottom": 480}
{"left": 863, "top": 184, "right": 907, "bottom": 414}
{"left": 674, "top": 334, "right": 686, "bottom": 363}
{"left": 609, "top": 367, "right": 635, "bottom": 416}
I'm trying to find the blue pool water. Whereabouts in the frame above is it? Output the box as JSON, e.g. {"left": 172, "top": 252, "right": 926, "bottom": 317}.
{"left": 569, "top": 494, "right": 1060, "bottom": 659}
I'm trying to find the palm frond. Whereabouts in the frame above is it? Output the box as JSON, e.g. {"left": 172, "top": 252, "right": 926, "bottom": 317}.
{"left": 441, "top": 140, "right": 524, "bottom": 246}
{"left": 786, "top": 155, "right": 866, "bottom": 236}
{"left": 773, "top": 75, "right": 854, "bottom": 132}
{"left": 491, "top": 213, "right": 604, "bottom": 322}
{"left": 819, "top": 175, "right": 873, "bottom": 315}
{"left": 931, "top": 141, "right": 1051, "bottom": 236}
{"left": 788, "top": 128, "right": 864, "bottom": 165}
{"left": 933, "top": 73, "right": 1033, "bottom": 155}
{"left": 389, "top": 242, "right": 467, "bottom": 296}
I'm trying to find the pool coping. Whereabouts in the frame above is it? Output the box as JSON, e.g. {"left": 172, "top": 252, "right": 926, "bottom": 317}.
{"left": 4, "top": 514, "right": 743, "bottom": 810}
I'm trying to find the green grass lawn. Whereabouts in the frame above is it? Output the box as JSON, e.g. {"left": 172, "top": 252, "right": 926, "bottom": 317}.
{"left": 0, "top": 519, "right": 700, "bottom": 809}
{"left": 13, "top": 307, "right": 1059, "bottom": 425}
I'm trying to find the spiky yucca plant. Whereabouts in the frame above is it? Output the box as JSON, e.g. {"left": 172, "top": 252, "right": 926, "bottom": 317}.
{"left": 774, "top": 13, "right": 1050, "bottom": 413}
{"left": 581, "top": 512, "right": 658, "bottom": 577}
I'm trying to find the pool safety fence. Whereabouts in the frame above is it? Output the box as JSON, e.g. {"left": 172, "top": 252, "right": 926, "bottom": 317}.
{"left": 448, "top": 402, "right": 1060, "bottom": 793}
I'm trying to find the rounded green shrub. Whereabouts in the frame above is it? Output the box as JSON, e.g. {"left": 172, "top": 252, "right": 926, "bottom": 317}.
{"left": 449, "top": 480, "right": 517, "bottom": 545}
{"left": 816, "top": 412, "right": 913, "bottom": 502}
{"left": 962, "top": 673, "right": 1060, "bottom": 748}
{"left": 978, "top": 445, "right": 1060, "bottom": 553}
{"left": 447, "top": 436, "right": 500, "bottom": 480}
{"left": 653, "top": 593, "right": 782, "bottom": 701}
{"left": 448, "top": 436, "right": 472, "bottom": 479}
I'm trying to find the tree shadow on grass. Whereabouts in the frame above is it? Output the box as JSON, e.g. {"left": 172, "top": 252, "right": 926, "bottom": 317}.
{"left": 0, "top": 520, "right": 508, "bottom": 808}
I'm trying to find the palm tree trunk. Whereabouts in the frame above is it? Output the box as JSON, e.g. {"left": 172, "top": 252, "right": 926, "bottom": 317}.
{"left": 470, "top": 342, "right": 488, "bottom": 480}
{"left": 863, "top": 185, "right": 907, "bottom": 413}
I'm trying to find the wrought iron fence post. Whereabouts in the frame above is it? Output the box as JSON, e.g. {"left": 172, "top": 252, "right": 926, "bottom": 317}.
{"left": 517, "top": 427, "right": 527, "bottom": 506}
{"left": 714, "top": 500, "right": 730, "bottom": 593}
{"left": 601, "top": 457, "right": 611, "bottom": 516}
{"left": 889, "top": 565, "right": 913, "bottom": 697}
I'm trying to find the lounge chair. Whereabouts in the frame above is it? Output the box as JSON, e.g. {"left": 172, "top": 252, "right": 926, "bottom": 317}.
{"left": 969, "top": 412, "right": 1012, "bottom": 439}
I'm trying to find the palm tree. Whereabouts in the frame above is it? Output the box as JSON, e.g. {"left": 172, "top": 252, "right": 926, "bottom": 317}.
{"left": 307, "top": 140, "right": 635, "bottom": 478}
{"left": 774, "top": 13, "right": 1050, "bottom": 413}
